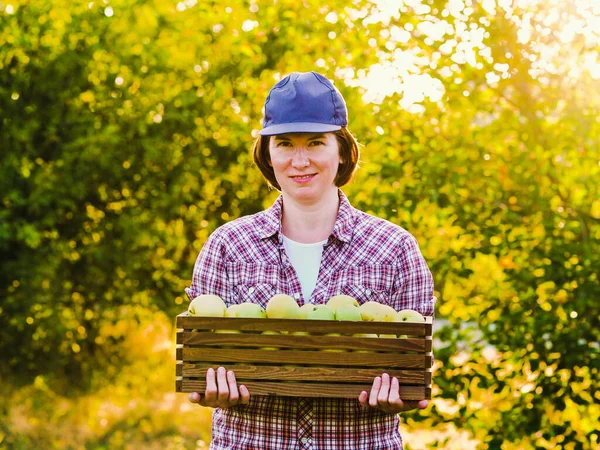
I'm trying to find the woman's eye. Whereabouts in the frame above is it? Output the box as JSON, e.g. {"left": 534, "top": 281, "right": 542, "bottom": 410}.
{"left": 309, "top": 141, "right": 324, "bottom": 146}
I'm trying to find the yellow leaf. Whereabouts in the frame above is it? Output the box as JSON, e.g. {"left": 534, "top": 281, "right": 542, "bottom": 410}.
{"left": 80, "top": 90, "right": 95, "bottom": 103}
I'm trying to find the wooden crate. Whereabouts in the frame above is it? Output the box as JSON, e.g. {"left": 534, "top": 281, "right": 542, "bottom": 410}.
{"left": 175, "top": 312, "right": 432, "bottom": 399}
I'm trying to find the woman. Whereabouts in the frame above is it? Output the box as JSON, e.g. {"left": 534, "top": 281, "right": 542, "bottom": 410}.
{"left": 185, "top": 71, "right": 435, "bottom": 449}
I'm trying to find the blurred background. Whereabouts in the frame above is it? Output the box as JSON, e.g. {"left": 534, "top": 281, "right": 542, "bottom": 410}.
{"left": 1, "top": 0, "right": 599, "bottom": 448}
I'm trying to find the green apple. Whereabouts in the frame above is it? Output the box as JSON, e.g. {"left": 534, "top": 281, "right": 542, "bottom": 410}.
{"left": 353, "top": 333, "right": 379, "bottom": 338}
{"left": 215, "top": 304, "right": 241, "bottom": 342}
{"left": 214, "top": 329, "right": 241, "bottom": 336}
{"left": 306, "top": 304, "right": 335, "bottom": 320}
{"left": 359, "top": 301, "right": 395, "bottom": 322}
{"left": 394, "top": 310, "right": 425, "bottom": 339}
{"left": 335, "top": 304, "right": 362, "bottom": 321}
{"left": 326, "top": 294, "right": 359, "bottom": 312}
{"left": 225, "top": 304, "right": 243, "bottom": 317}
{"left": 299, "top": 304, "right": 317, "bottom": 319}
{"left": 217, "top": 304, "right": 241, "bottom": 334}
{"left": 236, "top": 302, "right": 267, "bottom": 318}
{"left": 382, "top": 304, "right": 397, "bottom": 321}
{"left": 266, "top": 294, "right": 301, "bottom": 319}
{"left": 188, "top": 294, "right": 226, "bottom": 317}
{"left": 394, "top": 309, "right": 425, "bottom": 323}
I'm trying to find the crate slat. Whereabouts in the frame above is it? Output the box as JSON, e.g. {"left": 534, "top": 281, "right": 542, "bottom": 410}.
{"left": 178, "top": 347, "right": 432, "bottom": 368}
{"left": 177, "top": 379, "right": 430, "bottom": 399}
{"left": 177, "top": 314, "right": 432, "bottom": 336}
{"left": 177, "top": 362, "right": 432, "bottom": 384}
{"left": 177, "top": 331, "right": 431, "bottom": 352}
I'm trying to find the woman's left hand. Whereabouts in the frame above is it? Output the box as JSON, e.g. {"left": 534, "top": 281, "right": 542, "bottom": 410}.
{"left": 358, "top": 373, "right": 429, "bottom": 414}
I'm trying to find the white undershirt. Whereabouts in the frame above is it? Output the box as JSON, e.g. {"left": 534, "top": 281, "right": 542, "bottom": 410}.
{"left": 282, "top": 235, "right": 327, "bottom": 302}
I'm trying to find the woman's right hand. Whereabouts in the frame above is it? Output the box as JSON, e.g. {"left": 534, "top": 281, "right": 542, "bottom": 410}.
{"left": 188, "top": 367, "right": 250, "bottom": 409}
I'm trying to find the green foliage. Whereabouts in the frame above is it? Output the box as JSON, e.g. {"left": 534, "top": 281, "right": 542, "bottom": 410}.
{"left": 1, "top": 0, "right": 598, "bottom": 448}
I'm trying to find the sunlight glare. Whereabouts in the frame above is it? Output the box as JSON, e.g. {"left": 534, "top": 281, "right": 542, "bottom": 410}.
{"left": 348, "top": 0, "right": 600, "bottom": 107}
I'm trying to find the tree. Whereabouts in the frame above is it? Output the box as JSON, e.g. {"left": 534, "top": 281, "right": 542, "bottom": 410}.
{"left": 1, "top": 0, "right": 598, "bottom": 447}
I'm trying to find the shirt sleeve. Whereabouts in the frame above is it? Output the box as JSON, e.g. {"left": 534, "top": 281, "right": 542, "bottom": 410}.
{"left": 391, "top": 233, "right": 435, "bottom": 317}
{"left": 184, "top": 229, "right": 232, "bottom": 303}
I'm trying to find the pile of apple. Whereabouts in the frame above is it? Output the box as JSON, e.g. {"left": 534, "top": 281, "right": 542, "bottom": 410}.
{"left": 188, "top": 293, "right": 425, "bottom": 332}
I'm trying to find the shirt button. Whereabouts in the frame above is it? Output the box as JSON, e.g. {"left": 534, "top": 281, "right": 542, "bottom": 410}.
{"left": 248, "top": 287, "right": 255, "bottom": 294}
{"left": 365, "top": 289, "right": 372, "bottom": 295}
{"left": 301, "top": 437, "right": 309, "bottom": 445}
{"left": 294, "top": 293, "right": 300, "bottom": 299}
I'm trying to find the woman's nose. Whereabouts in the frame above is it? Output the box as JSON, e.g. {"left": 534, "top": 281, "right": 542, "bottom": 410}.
{"left": 291, "top": 148, "right": 310, "bottom": 168}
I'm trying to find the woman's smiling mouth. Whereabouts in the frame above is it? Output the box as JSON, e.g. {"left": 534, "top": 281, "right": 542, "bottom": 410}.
{"left": 290, "top": 174, "right": 317, "bottom": 183}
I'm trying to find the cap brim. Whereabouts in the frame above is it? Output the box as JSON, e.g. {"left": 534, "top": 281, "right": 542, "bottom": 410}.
{"left": 259, "top": 122, "right": 342, "bottom": 136}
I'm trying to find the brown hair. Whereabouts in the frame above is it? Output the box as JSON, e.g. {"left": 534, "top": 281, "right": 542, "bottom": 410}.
{"left": 252, "top": 128, "right": 360, "bottom": 190}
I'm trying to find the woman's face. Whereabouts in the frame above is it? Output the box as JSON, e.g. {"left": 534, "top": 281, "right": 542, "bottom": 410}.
{"left": 269, "top": 132, "right": 341, "bottom": 203}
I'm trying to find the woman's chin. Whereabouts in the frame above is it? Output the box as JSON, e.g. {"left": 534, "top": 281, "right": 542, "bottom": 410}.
{"left": 287, "top": 189, "right": 317, "bottom": 201}
{"left": 283, "top": 185, "right": 338, "bottom": 203}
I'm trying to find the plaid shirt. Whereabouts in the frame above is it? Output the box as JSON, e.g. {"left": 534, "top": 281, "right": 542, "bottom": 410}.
{"left": 186, "top": 190, "right": 435, "bottom": 450}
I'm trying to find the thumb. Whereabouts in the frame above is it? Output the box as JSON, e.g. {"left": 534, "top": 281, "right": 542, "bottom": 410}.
{"left": 189, "top": 392, "right": 201, "bottom": 403}
{"left": 358, "top": 391, "right": 369, "bottom": 407}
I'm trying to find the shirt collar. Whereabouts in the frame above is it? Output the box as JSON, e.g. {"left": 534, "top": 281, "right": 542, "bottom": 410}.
{"left": 258, "top": 189, "right": 356, "bottom": 244}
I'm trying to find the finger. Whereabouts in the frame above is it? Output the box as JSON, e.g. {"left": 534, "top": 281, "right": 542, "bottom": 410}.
{"left": 377, "top": 373, "right": 391, "bottom": 408}
{"left": 204, "top": 368, "right": 217, "bottom": 403}
{"left": 226, "top": 370, "right": 240, "bottom": 406}
{"left": 188, "top": 392, "right": 201, "bottom": 404}
{"left": 358, "top": 391, "right": 368, "bottom": 407}
{"left": 239, "top": 384, "right": 251, "bottom": 404}
{"left": 388, "top": 377, "right": 403, "bottom": 409}
{"left": 369, "top": 376, "right": 382, "bottom": 408}
{"left": 417, "top": 399, "right": 429, "bottom": 409}
{"left": 216, "top": 367, "right": 230, "bottom": 407}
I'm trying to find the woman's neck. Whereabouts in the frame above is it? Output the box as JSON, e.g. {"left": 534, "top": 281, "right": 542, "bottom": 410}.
{"left": 281, "top": 188, "right": 340, "bottom": 244}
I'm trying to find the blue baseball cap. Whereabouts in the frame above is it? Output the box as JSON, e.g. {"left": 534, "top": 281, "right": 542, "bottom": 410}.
{"left": 259, "top": 72, "right": 348, "bottom": 136}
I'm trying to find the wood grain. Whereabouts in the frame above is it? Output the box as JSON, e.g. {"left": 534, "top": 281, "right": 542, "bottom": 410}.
{"left": 176, "top": 362, "right": 432, "bottom": 384}
{"left": 176, "top": 331, "right": 432, "bottom": 352}
{"left": 177, "top": 347, "right": 432, "bottom": 368}
{"left": 176, "top": 314, "right": 432, "bottom": 336}
{"left": 176, "top": 378, "right": 431, "bottom": 399}
{"left": 174, "top": 312, "right": 434, "bottom": 399}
